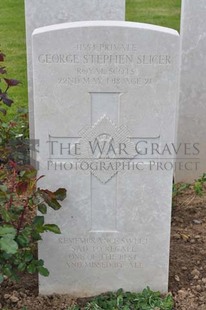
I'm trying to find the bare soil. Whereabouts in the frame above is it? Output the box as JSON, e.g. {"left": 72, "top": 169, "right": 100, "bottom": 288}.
{"left": 1, "top": 185, "right": 206, "bottom": 310}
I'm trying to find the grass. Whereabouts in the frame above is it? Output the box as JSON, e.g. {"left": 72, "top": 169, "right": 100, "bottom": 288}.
{"left": 126, "top": 0, "right": 181, "bottom": 31}
{"left": 0, "top": 0, "right": 27, "bottom": 119}
{"left": 0, "top": 0, "right": 181, "bottom": 120}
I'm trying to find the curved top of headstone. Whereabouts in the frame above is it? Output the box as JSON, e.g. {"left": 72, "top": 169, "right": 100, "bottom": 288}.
{"left": 33, "top": 21, "right": 179, "bottom": 37}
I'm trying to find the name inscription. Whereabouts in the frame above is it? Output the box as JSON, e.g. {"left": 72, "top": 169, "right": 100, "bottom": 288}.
{"left": 38, "top": 53, "right": 171, "bottom": 65}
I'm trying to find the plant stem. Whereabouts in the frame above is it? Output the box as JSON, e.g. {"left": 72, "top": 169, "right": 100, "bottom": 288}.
{"left": 7, "top": 168, "right": 16, "bottom": 210}
{"left": 17, "top": 198, "right": 28, "bottom": 235}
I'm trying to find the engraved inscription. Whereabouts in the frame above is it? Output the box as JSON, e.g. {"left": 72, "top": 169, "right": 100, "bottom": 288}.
{"left": 38, "top": 53, "right": 171, "bottom": 65}
{"left": 37, "top": 43, "right": 172, "bottom": 88}
{"left": 59, "top": 237, "right": 147, "bottom": 269}
{"left": 58, "top": 77, "right": 152, "bottom": 86}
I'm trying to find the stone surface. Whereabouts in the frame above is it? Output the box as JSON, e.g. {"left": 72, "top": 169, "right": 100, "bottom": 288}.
{"left": 175, "top": 0, "right": 206, "bottom": 183}
{"left": 32, "top": 21, "right": 179, "bottom": 296}
{"left": 24, "top": 0, "right": 125, "bottom": 140}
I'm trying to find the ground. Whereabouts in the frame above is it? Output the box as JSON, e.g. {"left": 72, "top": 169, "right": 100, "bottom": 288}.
{"left": 170, "top": 186, "right": 206, "bottom": 309}
{"left": 0, "top": 184, "right": 206, "bottom": 310}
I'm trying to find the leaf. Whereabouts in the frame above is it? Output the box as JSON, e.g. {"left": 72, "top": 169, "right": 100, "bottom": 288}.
{"left": 22, "top": 169, "right": 37, "bottom": 179}
{"left": 117, "top": 294, "right": 124, "bottom": 307}
{"left": 0, "top": 236, "right": 18, "bottom": 254}
{"left": 32, "top": 215, "right": 44, "bottom": 227}
{"left": 16, "top": 181, "right": 28, "bottom": 195}
{"left": 0, "top": 93, "right": 13, "bottom": 107}
{"left": 31, "top": 230, "right": 42, "bottom": 241}
{"left": 46, "top": 199, "right": 62, "bottom": 210}
{"left": 40, "top": 189, "right": 55, "bottom": 199}
{"left": 38, "top": 203, "right": 47, "bottom": 214}
{"left": 32, "top": 216, "right": 45, "bottom": 234}
{"left": 1, "top": 209, "right": 11, "bottom": 222}
{"left": 37, "top": 259, "right": 44, "bottom": 266}
{"left": 27, "top": 262, "right": 37, "bottom": 274}
{"left": 43, "top": 224, "right": 61, "bottom": 234}
{"left": 16, "top": 233, "right": 30, "bottom": 247}
{"left": 54, "top": 188, "right": 67, "bottom": 201}
{"left": 40, "top": 190, "right": 62, "bottom": 210}
{"left": 24, "top": 252, "right": 33, "bottom": 262}
{"left": 4, "top": 78, "right": 21, "bottom": 87}
{"left": 0, "top": 225, "right": 16, "bottom": 236}
{"left": 17, "top": 262, "right": 26, "bottom": 272}
{"left": 38, "top": 266, "right": 49, "bottom": 277}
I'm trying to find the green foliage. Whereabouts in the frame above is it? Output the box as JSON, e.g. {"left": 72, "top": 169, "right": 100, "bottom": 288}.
{"left": 0, "top": 51, "right": 29, "bottom": 165}
{"left": 0, "top": 51, "right": 64, "bottom": 283}
{"left": 172, "top": 183, "right": 190, "bottom": 198}
{"left": 0, "top": 51, "right": 21, "bottom": 112}
{"left": 0, "top": 108, "right": 29, "bottom": 165}
{"left": 0, "top": 107, "right": 29, "bottom": 145}
{"left": 0, "top": 162, "right": 67, "bottom": 283}
{"left": 68, "top": 306, "right": 80, "bottom": 310}
{"left": 194, "top": 173, "right": 206, "bottom": 196}
{"left": 68, "top": 288, "right": 174, "bottom": 310}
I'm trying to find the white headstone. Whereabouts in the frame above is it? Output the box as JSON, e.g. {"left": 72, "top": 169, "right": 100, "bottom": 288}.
{"left": 175, "top": 0, "right": 206, "bottom": 183}
{"left": 25, "top": 0, "right": 125, "bottom": 140}
{"left": 32, "top": 21, "right": 179, "bottom": 296}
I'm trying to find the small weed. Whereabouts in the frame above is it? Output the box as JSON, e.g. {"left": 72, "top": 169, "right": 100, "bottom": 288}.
{"left": 194, "top": 173, "right": 206, "bottom": 196}
{"left": 67, "top": 287, "right": 174, "bottom": 310}
{"left": 172, "top": 183, "right": 189, "bottom": 198}
{"left": 67, "top": 306, "right": 80, "bottom": 310}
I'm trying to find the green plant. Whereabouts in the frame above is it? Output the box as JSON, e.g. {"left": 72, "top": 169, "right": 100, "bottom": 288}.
{"left": 0, "top": 108, "right": 30, "bottom": 166}
{"left": 194, "top": 173, "right": 206, "bottom": 196}
{"left": 67, "top": 306, "right": 80, "bottom": 310}
{"left": 0, "top": 51, "right": 21, "bottom": 116}
{"left": 85, "top": 302, "right": 102, "bottom": 310}
{"left": 0, "top": 161, "right": 67, "bottom": 283}
{"left": 172, "top": 183, "right": 190, "bottom": 198}
{"left": 67, "top": 287, "right": 174, "bottom": 310}
{"left": 0, "top": 107, "right": 29, "bottom": 145}
{"left": 0, "top": 51, "right": 29, "bottom": 165}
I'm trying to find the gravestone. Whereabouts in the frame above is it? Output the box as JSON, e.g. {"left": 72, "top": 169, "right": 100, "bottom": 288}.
{"left": 24, "top": 0, "right": 125, "bottom": 140}
{"left": 32, "top": 21, "right": 179, "bottom": 296}
{"left": 175, "top": 0, "right": 206, "bottom": 183}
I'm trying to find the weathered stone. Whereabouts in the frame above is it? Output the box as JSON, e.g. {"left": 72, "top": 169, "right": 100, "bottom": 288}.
{"left": 32, "top": 21, "right": 179, "bottom": 296}
{"left": 175, "top": 0, "right": 206, "bottom": 183}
